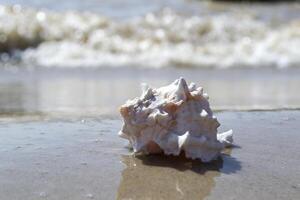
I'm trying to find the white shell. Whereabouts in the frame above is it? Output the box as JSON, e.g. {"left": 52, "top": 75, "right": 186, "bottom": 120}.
{"left": 119, "top": 78, "right": 233, "bottom": 162}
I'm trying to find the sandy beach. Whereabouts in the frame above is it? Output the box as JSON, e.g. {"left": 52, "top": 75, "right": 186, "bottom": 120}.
{"left": 0, "top": 111, "right": 299, "bottom": 200}
{"left": 0, "top": 0, "right": 300, "bottom": 199}
{"left": 1, "top": 67, "right": 300, "bottom": 199}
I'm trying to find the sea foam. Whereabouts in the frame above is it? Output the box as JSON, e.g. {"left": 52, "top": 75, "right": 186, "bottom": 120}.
{"left": 0, "top": 5, "right": 299, "bottom": 68}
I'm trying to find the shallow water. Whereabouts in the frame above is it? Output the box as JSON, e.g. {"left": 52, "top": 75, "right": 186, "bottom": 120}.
{"left": 1, "top": 111, "right": 299, "bottom": 200}
{"left": 0, "top": 68, "right": 299, "bottom": 117}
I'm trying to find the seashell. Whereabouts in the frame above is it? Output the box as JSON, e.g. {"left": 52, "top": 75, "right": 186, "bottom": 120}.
{"left": 119, "top": 78, "right": 233, "bottom": 162}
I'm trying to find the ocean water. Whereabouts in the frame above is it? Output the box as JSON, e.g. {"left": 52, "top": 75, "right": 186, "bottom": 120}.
{"left": 0, "top": 0, "right": 299, "bottom": 69}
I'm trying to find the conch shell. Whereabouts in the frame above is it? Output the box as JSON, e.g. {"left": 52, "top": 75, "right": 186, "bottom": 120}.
{"left": 119, "top": 78, "right": 233, "bottom": 162}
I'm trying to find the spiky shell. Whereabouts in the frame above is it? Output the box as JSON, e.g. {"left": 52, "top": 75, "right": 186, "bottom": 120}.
{"left": 119, "top": 78, "right": 233, "bottom": 162}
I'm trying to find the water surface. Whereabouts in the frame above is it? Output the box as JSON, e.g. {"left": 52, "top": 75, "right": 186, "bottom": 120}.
{"left": 1, "top": 68, "right": 299, "bottom": 116}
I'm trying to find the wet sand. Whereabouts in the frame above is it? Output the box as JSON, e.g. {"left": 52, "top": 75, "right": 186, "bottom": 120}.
{"left": 1, "top": 111, "right": 299, "bottom": 200}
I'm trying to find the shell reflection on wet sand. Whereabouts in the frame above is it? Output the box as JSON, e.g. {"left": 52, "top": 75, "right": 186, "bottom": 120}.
{"left": 117, "top": 152, "right": 240, "bottom": 200}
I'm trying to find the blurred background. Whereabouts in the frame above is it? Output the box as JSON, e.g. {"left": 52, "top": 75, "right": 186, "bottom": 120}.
{"left": 0, "top": 0, "right": 299, "bottom": 117}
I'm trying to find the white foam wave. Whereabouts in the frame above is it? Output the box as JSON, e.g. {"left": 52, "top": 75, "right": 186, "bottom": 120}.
{"left": 0, "top": 5, "right": 299, "bottom": 68}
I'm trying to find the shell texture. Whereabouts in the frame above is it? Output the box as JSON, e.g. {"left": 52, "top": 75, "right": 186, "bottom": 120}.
{"left": 119, "top": 78, "right": 233, "bottom": 162}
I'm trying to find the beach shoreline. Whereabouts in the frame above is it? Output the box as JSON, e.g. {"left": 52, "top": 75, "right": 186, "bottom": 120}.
{"left": 1, "top": 67, "right": 300, "bottom": 118}
{"left": 0, "top": 1, "right": 299, "bottom": 199}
